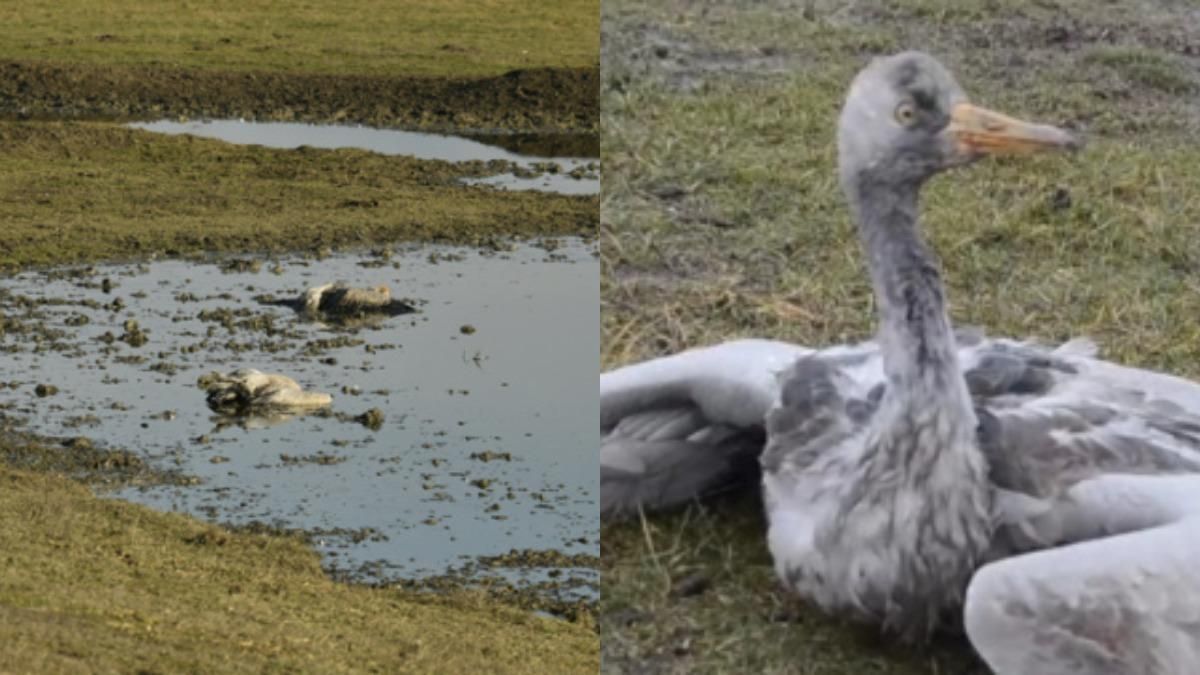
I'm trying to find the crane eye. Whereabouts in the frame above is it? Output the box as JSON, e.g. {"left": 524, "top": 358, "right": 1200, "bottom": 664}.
{"left": 894, "top": 101, "right": 917, "bottom": 126}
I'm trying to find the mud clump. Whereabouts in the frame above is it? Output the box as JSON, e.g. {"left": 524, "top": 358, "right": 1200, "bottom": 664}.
{"left": 120, "top": 319, "right": 148, "bottom": 347}
{"left": 469, "top": 450, "right": 513, "bottom": 462}
{"left": 479, "top": 548, "right": 599, "bottom": 570}
{"left": 63, "top": 437, "right": 92, "bottom": 451}
{"left": 280, "top": 452, "right": 347, "bottom": 466}
{"left": 196, "top": 307, "right": 281, "bottom": 335}
{"left": 301, "top": 336, "right": 365, "bottom": 356}
{"left": 567, "top": 165, "right": 595, "bottom": 180}
{"left": 220, "top": 258, "right": 263, "bottom": 274}
{"left": 513, "top": 163, "right": 558, "bottom": 179}
{"left": 233, "top": 521, "right": 389, "bottom": 546}
{"left": 380, "top": 546, "right": 600, "bottom": 624}
{"left": 354, "top": 408, "right": 385, "bottom": 431}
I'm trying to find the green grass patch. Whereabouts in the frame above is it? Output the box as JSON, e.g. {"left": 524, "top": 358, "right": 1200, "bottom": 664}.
{"left": 1083, "top": 47, "right": 1195, "bottom": 94}
{"left": 0, "top": 121, "right": 596, "bottom": 269}
{"left": 0, "top": 0, "right": 598, "bottom": 78}
{"left": 601, "top": 496, "right": 977, "bottom": 674}
{"left": 0, "top": 2, "right": 599, "bottom": 131}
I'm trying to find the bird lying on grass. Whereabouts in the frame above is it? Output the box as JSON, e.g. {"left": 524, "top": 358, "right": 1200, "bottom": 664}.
{"left": 602, "top": 51, "right": 1200, "bottom": 674}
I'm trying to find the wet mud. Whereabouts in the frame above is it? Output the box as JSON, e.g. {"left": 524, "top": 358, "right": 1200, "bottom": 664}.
{"left": 0, "top": 423, "right": 195, "bottom": 489}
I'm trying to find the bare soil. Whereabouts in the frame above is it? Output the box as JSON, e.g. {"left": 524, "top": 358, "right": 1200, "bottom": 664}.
{"left": 0, "top": 61, "right": 599, "bottom": 133}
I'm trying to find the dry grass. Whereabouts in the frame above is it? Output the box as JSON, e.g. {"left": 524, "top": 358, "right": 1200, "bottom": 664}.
{"left": 600, "top": 0, "right": 1200, "bottom": 672}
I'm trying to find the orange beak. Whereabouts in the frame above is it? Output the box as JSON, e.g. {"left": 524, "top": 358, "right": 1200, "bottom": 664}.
{"left": 946, "top": 103, "right": 1081, "bottom": 160}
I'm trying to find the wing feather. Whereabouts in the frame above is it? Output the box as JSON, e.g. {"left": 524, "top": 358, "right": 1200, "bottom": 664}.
{"left": 599, "top": 340, "right": 809, "bottom": 519}
{"left": 601, "top": 331, "right": 1200, "bottom": 526}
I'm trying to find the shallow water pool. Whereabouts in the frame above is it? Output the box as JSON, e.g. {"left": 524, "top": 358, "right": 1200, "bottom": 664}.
{"left": 0, "top": 240, "right": 598, "bottom": 596}
{"left": 128, "top": 119, "right": 600, "bottom": 195}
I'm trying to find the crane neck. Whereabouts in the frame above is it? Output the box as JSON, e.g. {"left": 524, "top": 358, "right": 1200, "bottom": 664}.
{"left": 847, "top": 173, "right": 963, "bottom": 392}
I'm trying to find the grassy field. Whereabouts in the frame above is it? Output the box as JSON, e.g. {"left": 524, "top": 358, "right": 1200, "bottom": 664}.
{"left": 0, "top": 0, "right": 598, "bottom": 77}
{"left": 0, "top": 122, "right": 596, "bottom": 270}
{"left": 0, "top": 1, "right": 599, "bottom": 131}
{"left": 600, "top": 0, "right": 1200, "bottom": 672}
{"left": 0, "top": 464, "right": 598, "bottom": 674}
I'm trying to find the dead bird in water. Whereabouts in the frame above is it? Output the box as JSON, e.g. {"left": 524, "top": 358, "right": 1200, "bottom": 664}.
{"left": 304, "top": 283, "right": 392, "bottom": 314}
{"left": 202, "top": 368, "right": 332, "bottom": 415}
{"left": 257, "top": 282, "right": 417, "bottom": 321}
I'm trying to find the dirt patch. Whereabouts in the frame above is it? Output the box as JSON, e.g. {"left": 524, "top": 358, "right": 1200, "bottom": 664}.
{"left": 0, "top": 61, "right": 599, "bottom": 133}
{"left": 468, "top": 132, "right": 601, "bottom": 158}
{"left": 602, "top": 22, "right": 797, "bottom": 94}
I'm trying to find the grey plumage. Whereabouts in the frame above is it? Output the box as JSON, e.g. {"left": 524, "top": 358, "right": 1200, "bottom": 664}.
{"left": 600, "top": 339, "right": 807, "bottom": 520}
{"left": 602, "top": 407, "right": 762, "bottom": 519}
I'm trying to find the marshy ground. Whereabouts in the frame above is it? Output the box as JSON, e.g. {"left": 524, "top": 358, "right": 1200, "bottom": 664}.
{"left": 1, "top": 1, "right": 599, "bottom": 672}
{"left": 0, "top": 241, "right": 599, "bottom": 611}
{"left": 0, "top": 1, "right": 598, "bottom": 132}
{"left": 600, "top": 0, "right": 1200, "bottom": 672}
{"left": 0, "top": 122, "right": 598, "bottom": 269}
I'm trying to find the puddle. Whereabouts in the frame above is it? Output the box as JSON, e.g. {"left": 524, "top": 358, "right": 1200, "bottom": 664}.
{"left": 128, "top": 120, "right": 600, "bottom": 195}
{"left": 0, "top": 240, "right": 599, "bottom": 600}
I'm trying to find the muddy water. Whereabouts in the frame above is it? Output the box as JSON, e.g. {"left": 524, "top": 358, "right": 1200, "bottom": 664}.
{"left": 0, "top": 240, "right": 598, "bottom": 594}
{"left": 128, "top": 120, "right": 600, "bottom": 195}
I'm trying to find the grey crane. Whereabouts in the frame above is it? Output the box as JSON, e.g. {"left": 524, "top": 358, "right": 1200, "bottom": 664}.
{"left": 602, "top": 52, "right": 1200, "bottom": 673}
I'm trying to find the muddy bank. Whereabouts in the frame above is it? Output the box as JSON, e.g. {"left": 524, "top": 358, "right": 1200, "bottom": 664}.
{"left": 0, "top": 61, "right": 599, "bottom": 134}
{"left": 0, "top": 421, "right": 194, "bottom": 490}
{"left": 0, "top": 465, "right": 598, "bottom": 673}
{"left": 467, "top": 132, "right": 601, "bottom": 158}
